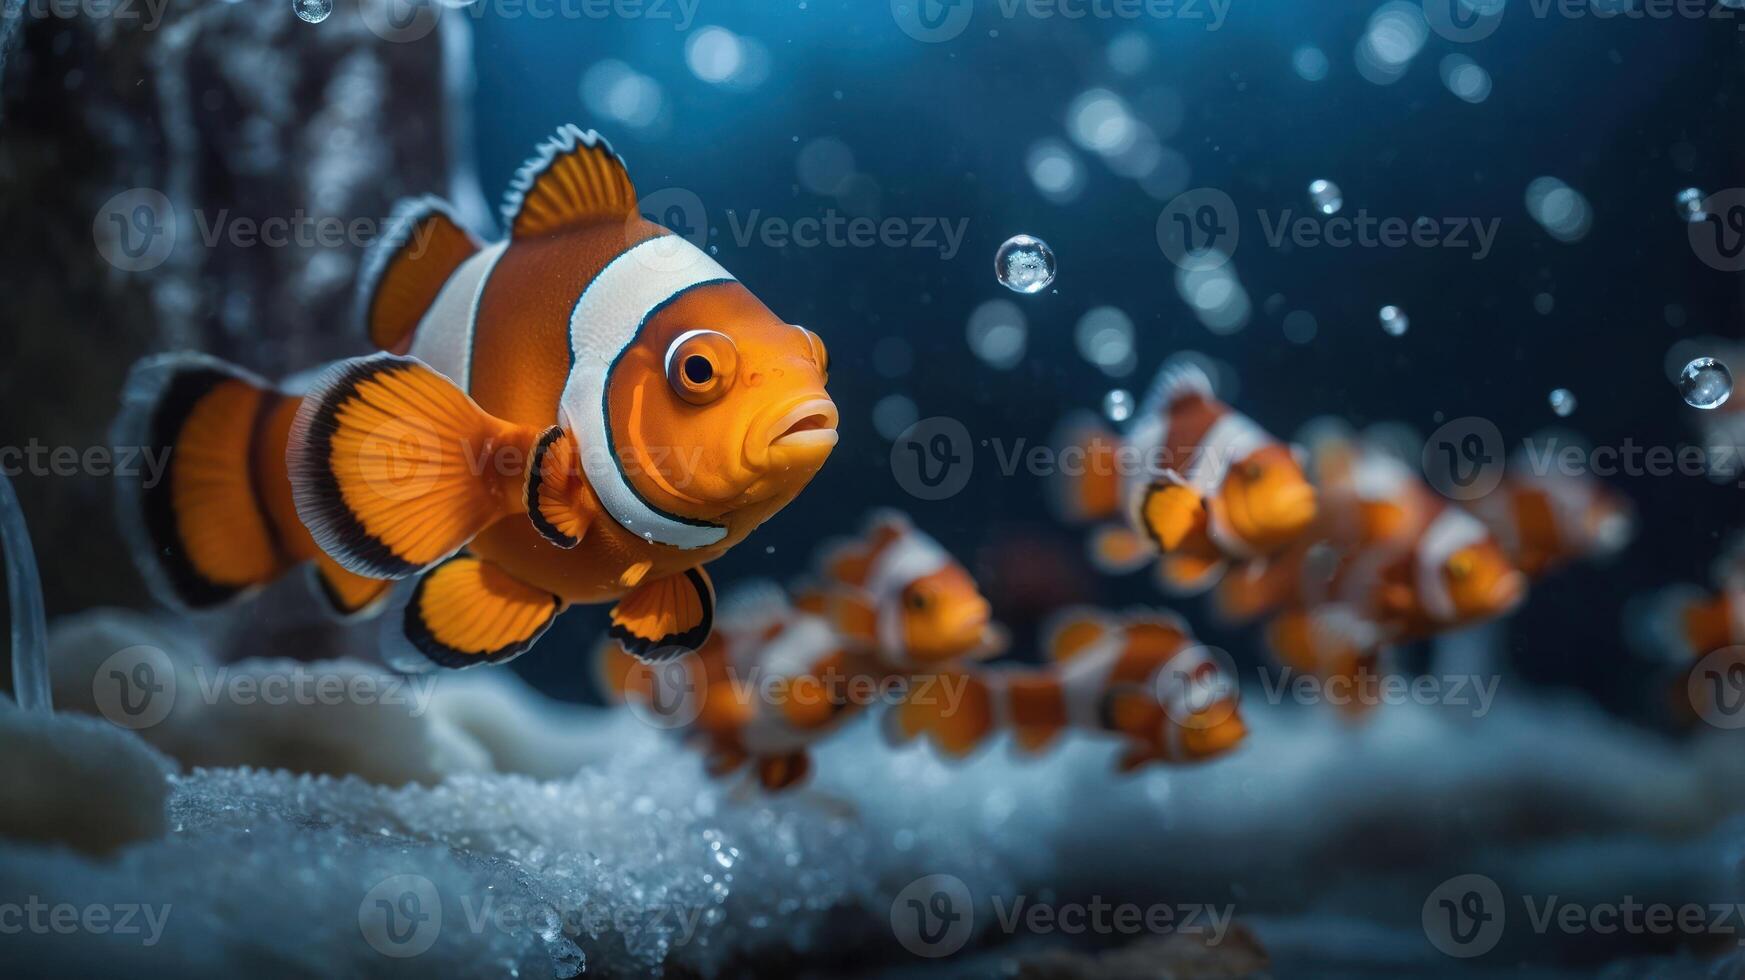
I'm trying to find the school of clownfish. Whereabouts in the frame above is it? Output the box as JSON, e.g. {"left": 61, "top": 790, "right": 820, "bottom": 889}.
{"left": 107, "top": 123, "right": 1700, "bottom": 793}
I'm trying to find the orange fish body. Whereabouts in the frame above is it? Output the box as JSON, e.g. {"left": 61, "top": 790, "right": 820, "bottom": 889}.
{"left": 889, "top": 609, "right": 1247, "bottom": 770}
{"left": 1468, "top": 459, "right": 1633, "bottom": 579}
{"left": 114, "top": 126, "right": 836, "bottom": 668}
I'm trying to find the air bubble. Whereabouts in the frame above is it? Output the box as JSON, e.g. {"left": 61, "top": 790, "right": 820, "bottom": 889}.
{"left": 1379, "top": 305, "right": 1408, "bottom": 337}
{"left": 293, "top": 0, "right": 331, "bottom": 22}
{"left": 1308, "top": 179, "right": 1343, "bottom": 216}
{"left": 995, "top": 235, "right": 1056, "bottom": 294}
{"left": 1103, "top": 389, "right": 1134, "bottom": 423}
{"left": 1679, "top": 357, "right": 1732, "bottom": 410}
{"left": 1676, "top": 187, "right": 1707, "bottom": 224}
{"left": 1549, "top": 388, "right": 1577, "bottom": 417}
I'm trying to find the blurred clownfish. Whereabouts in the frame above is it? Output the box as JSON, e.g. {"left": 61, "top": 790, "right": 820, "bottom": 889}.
{"left": 113, "top": 125, "right": 837, "bottom": 667}
{"left": 1466, "top": 448, "right": 1634, "bottom": 579}
{"left": 599, "top": 586, "right": 858, "bottom": 791}
{"left": 1264, "top": 503, "right": 1527, "bottom": 708}
{"left": 599, "top": 513, "right": 1004, "bottom": 791}
{"left": 1054, "top": 357, "right": 1318, "bottom": 594}
{"left": 796, "top": 511, "right": 1007, "bottom": 667}
{"left": 888, "top": 609, "right": 1247, "bottom": 771}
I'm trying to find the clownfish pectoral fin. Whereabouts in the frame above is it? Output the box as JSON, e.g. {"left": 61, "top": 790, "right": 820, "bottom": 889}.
{"left": 287, "top": 354, "right": 543, "bottom": 580}
{"left": 609, "top": 567, "right": 716, "bottom": 662}
{"left": 309, "top": 554, "right": 394, "bottom": 620}
{"left": 501, "top": 125, "right": 638, "bottom": 240}
{"left": 756, "top": 752, "right": 813, "bottom": 792}
{"left": 1139, "top": 480, "right": 1206, "bottom": 553}
{"left": 356, "top": 196, "right": 481, "bottom": 353}
{"left": 1042, "top": 608, "right": 1112, "bottom": 662}
{"left": 403, "top": 555, "right": 563, "bottom": 669}
{"left": 1088, "top": 524, "right": 1154, "bottom": 575}
{"left": 526, "top": 426, "right": 594, "bottom": 549}
{"left": 1157, "top": 554, "right": 1228, "bottom": 596}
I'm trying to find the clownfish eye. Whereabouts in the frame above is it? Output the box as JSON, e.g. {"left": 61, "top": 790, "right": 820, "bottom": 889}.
{"left": 665, "top": 330, "right": 738, "bottom": 405}
{"left": 1447, "top": 553, "right": 1474, "bottom": 581}
{"left": 1240, "top": 461, "right": 1263, "bottom": 481}
{"left": 906, "top": 589, "right": 930, "bottom": 612}
{"left": 799, "top": 326, "right": 830, "bottom": 382}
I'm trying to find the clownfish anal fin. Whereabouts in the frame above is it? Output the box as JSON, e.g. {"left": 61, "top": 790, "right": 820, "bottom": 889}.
{"left": 357, "top": 196, "right": 481, "bottom": 353}
{"left": 502, "top": 124, "right": 638, "bottom": 239}
{"left": 404, "top": 555, "right": 562, "bottom": 669}
{"left": 1140, "top": 480, "right": 1206, "bottom": 553}
{"left": 609, "top": 566, "right": 716, "bottom": 662}
{"left": 526, "top": 426, "right": 594, "bottom": 549}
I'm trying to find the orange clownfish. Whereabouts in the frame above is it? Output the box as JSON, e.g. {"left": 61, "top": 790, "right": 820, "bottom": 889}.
{"left": 1055, "top": 357, "right": 1318, "bottom": 594}
{"left": 888, "top": 609, "right": 1247, "bottom": 771}
{"left": 797, "top": 511, "right": 1006, "bottom": 666}
{"left": 1264, "top": 504, "right": 1527, "bottom": 699}
{"left": 113, "top": 125, "right": 837, "bottom": 667}
{"left": 1467, "top": 451, "right": 1634, "bottom": 579}
{"left": 599, "top": 586, "right": 860, "bottom": 790}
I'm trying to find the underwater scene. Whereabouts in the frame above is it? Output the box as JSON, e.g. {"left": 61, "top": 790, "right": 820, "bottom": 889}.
{"left": 3, "top": 0, "right": 1745, "bottom": 976}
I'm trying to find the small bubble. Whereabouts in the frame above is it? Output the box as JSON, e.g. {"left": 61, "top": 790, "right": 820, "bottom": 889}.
{"left": 1533, "top": 292, "right": 1555, "bottom": 316}
{"left": 1679, "top": 357, "right": 1733, "bottom": 410}
{"left": 1379, "top": 304, "right": 1409, "bottom": 336}
{"left": 1549, "top": 388, "right": 1577, "bottom": 417}
{"left": 1103, "top": 389, "right": 1134, "bottom": 423}
{"left": 293, "top": 0, "right": 331, "bottom": 22}
{"left": 1676, "top": 187, "right": 1707, "bottom": 223}
{"left": 1308, "top": 179, "right": 1343, "bottom": 216}
{"left": 995, "top": 234, "right": 1057, "bottom": 294}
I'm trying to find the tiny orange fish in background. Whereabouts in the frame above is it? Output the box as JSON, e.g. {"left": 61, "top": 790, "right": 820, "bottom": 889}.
{"left": 1054, "top": 356, "right": 1319, "bottom": 595}
{"left": 599, "top": 512, "right": 1002, "bottom": 791}
{"left": 1466, "top": 442, "right": 1634, "bottom": 580}
{"left": 888, "top": 607, "right": 1247, "bottom": 771}
{"left": 113, "top": 125, "right": 837, "bottom": 668}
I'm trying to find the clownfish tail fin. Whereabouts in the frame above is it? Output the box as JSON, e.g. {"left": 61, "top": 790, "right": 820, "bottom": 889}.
{"left": 112, "top": 353, "right": 300, "bottom": 611}
{"left": 884, "top": 669, "right": 997, "bottom": 759}
{"left": 356, "top": 195, "right": 482, "bottom": 353}
{"left": 287, "top": 354, "right": 541, "bottom": 580}
{"left": 1049, "top": 411, "right": 1124, "bottom": 524}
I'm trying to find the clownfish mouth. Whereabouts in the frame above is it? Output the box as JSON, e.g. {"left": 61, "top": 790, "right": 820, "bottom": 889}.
{"left": 768, "top": 399, "right": 840, "bottom": 451}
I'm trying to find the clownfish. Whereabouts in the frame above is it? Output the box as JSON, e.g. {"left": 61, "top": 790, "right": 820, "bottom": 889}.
{"left": 1263, "top": 504, "right": 1527, "bottom": 693}
{"left": 599, "top": 586, "right": 854, "bottom": 790}
{"left": 1054, "top": 357, "right": 1318, "bottom": 594}
{"left": 599, "top": 513, "right": 1003, "bottom": 790}
{"left": 796, "top": 510, "right": 1006, "bottom": 666}
{"left": 112, "top": 125, "right": 837, "bottom": 667}
{"left": 887, "top": 609, "right": 1247, "bottom": 771}
{"left": 1466, "top": 447, "right": 1634, "bottom": 579}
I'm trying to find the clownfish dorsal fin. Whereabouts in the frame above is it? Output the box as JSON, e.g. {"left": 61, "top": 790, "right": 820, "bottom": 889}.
{"left": 819, "top": 541, "right": 873, "bottom": 588}
{"left": 1044, "top": 609, "right": 1112, "bottom": 662}
{"left": 501, "top": 125, "right": 639, "bottom": 240}
{"left": 1122, "top": 611, "right": 1191, "bottom": 657}
{"left": 357, "top": 195, "right": 481, "bottom": 352}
